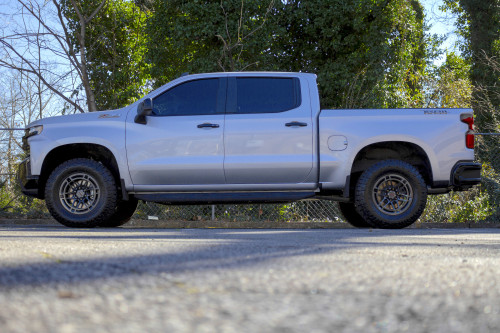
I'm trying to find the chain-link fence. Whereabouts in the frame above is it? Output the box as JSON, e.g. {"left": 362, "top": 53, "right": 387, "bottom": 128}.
{"left": 134, "top": 199, "right": 343, "bottom": 223}
{"left": 1, "top": 128, "right": 499, "bottom": 223}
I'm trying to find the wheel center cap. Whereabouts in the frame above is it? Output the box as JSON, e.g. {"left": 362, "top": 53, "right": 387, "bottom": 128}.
{"left": 76, "top": 190, "right": 85, "bottom": 198}
{"left": 388, "top": 190, "right": 397, "bottom": 199}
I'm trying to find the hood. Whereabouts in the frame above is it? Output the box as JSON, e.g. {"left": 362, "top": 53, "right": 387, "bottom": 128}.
{"left": 27, "top": 107, "right": 129, "bottom": 128}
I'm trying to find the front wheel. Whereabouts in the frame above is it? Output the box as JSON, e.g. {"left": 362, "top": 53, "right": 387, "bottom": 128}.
{"left": 100, "top": 198, "right": 138, "bottom": 228}
{"left": 45, "top": 158, "right": 118, "bottom": 228}
{"left": 338, "top": 202, "right": 371, "bottom": 228}
{"left": 354, "top": 160, "right": 427, "bottom": 229}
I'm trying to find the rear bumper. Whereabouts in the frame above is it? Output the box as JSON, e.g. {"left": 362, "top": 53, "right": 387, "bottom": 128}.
{"left": 451, "top": 162, "right": 481, "bottom": 189}
{"left": 17, "top": 157, "right": 39, "bottom": 198}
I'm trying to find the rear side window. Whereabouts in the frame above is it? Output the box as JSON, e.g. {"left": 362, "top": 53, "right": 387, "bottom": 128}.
{"left": 236, "top": 77, "right": 301, "bottom": 114}
{"left": 153, "top": 79, "right": 219, "bottom": 116}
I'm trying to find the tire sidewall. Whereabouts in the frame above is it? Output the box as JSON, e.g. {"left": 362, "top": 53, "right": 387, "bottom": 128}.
{"left": 45, "top": 159, "right": 116, "bottom": 227}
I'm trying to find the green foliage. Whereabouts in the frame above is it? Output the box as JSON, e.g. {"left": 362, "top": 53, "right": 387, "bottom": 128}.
{"left": 439, "top": 52, "right": 471, "bottom": 81}
{"left": 441, "top": 0, "right": 500, "bottom": 131}
{"left": 420, "top": 187, "right": 493, "bottom": 223}
{"left": 426, "top": 52, "right": 472, "bottom": 108}
{"left": 146, "top": 0, "right": 284, "bottom": 87}
{"left": 63, "top": 0, "right": 151, "bottom": 110}
{"left": 420, "top": 161, "right": 500, "bottom": 224}
{"left": 447, "top": 190, "right": 492, "bottom": 223}
{"left": 477, "top": 156, "right": 500, "bottom": 218}
{"left": 0, "top": 177, "right": 49, "bottom": 219}
{"left": 279, "top": 0, "right": 432, "bottom": 108}
{"left": 146, "top": 0, "right": 433, "bottom": 108}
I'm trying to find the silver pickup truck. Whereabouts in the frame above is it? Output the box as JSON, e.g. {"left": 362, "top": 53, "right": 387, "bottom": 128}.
{"left": 19, "top": 72, "right": 481, "bottom": 229}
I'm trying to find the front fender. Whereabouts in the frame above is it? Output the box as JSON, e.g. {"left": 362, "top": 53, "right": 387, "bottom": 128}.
{"left": 28, "top": 120, "right": 132, "bottom": 189}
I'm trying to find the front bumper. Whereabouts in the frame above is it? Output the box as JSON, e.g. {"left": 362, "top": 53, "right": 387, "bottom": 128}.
{"left": 17, "top": 157, "right": 39, "bottom": 198}
{"left": 451, "top": 162, "right": 482, "bottom": 189}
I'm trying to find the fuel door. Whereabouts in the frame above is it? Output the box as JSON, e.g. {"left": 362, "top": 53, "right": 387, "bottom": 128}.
{"left": 328, "top": 135, "right": 348, "bottom": 151}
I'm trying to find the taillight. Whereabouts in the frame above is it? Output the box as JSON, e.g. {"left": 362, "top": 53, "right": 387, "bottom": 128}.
{"left": 460, "top": 113, "right": 474, "bottom": 149}
{"left": 465, "top": 133, "right": 474, "bottom": 149}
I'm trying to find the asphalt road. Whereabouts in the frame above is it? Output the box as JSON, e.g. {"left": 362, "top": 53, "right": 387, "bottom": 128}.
{"left": 1, "top": 225, "right": 500, "bottom": 333}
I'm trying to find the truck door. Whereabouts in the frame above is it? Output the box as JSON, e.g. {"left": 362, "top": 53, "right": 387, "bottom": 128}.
{"left": 223, "top": 76, "right": 313, "bottom": 184}
{"left": 126, "top": 78, "right": 226, "bottom": 186}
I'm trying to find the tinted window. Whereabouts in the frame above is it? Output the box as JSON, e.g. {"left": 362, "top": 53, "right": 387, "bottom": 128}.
{"left": 153, "top": 79, "right": 219, "bottom": 116}
{"left": 236, "top": 78, "right": 301, "bottom": 114}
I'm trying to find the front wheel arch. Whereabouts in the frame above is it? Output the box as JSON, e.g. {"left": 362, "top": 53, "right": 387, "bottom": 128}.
{"left": 39, "top": 143, "right": 122, "bottom": 200}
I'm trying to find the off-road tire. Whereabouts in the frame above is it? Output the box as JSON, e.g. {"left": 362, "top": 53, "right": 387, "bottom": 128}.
{"left": 338, "top": 202, "right": 372, "bottom": 228}
{"left": 99, "top": 198, "right": 138, "bottom": 228}
{"left": 45, "top": 158, "right": 118, "bottom": 228}
{"left": 354, "top": 160, "right": 427, "bottom": 229}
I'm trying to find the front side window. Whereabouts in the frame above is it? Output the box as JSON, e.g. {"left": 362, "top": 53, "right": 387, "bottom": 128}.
{"left": 153, "top": 79, "right": 219, "bottom": 116}
{"left": 236, "top": 77, "right": 301, "bottom": 114}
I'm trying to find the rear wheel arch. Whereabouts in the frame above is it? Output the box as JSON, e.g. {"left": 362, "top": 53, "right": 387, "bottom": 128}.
{"left": 346, "top": 141, "right": 433, "bottom": 198}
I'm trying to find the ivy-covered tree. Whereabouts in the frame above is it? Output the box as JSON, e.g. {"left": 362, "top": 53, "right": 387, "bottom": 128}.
{"left": 146, "top": 0, "right": 432, "bottom": 108}
{"left": 441, "top": 0, "right": 500, "bottom": 128}
{"left": 146, "top": 0, "right": 284, "bottom": 87}
{"left": 277, "top": 0, "right": 431, "bottom": 108}
{"left": 441, "top": 0, "right": 500, "bottom": 219}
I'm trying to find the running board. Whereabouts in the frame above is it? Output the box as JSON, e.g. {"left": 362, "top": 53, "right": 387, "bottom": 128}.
{"left": 133, "top": 191, "right": 316, "bottom": 205}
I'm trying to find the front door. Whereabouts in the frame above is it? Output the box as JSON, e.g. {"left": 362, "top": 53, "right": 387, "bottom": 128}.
{"left": 126, "top": 78, "right": 226, "bottom": 186}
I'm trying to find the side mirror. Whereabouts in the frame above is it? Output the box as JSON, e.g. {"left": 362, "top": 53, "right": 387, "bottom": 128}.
{"left": 134, "top": 98, "right": 153, "bottom": 124}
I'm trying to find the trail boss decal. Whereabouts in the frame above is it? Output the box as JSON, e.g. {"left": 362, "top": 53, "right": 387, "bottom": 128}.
{"left": 98, "top": 114, "right": 120, "bottom": 119}
{"left": 424, "top": 110, "right": 448, "bottom": 115}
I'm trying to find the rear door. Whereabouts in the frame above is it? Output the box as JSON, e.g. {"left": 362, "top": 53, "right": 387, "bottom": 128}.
{"left": 223, "top": 76, "right": 313, "bottom": 184}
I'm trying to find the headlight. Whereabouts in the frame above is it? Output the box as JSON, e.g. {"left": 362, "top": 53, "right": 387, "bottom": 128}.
{"left": 27, "top": 125, "right": 43, "bottom": 137}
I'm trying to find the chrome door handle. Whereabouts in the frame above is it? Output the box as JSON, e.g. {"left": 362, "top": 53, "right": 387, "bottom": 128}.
{"left": 197, "top": 123, "right": 220, "bottom": 128}
{"left": 285, "top": 121, "right": 307, "bottom": 127}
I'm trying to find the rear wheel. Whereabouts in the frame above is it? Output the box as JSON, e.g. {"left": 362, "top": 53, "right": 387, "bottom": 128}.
{"left": 338, "top": 202, "right": 371, "bottom": 228}
{"left": 45, "top": 158, "right": 118, "bottom": 228}
{"left": 354, "top": 160, "right": 427, "bottom": 229}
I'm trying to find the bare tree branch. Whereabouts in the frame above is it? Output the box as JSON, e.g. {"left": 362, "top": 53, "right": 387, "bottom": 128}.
{"left": 0, "top": 39, "right": 84, "bottom": 113}
{"left": 86, "top": 0, "right": 107, "bottom": 24}
{"left": 0, "top": 0, "right": 108, "bottom": 114}
{"left": 216, "top": 0, "right": 275, "bottom": 72}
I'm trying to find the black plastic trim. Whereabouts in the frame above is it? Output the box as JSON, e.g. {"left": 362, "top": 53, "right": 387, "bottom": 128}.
{"left": 17, "top": 157, "right": 40, "bottom": 198}
{"left": 343, "top": 175, "right": 351, "bottom": 198}
{"left": 134, "top": 191, "right": 316, "bottom": 205}
{"left": 427, "top": 186, "right": 452, "bottom": 194}
{"left": 451, "top": 162, "right": 481, "bottom": 188}
{"left": 120, "top": 179, "right": 129, "bottom": 201}
{"left": 285, "top": 121, "right": 307, "bottom": 127}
